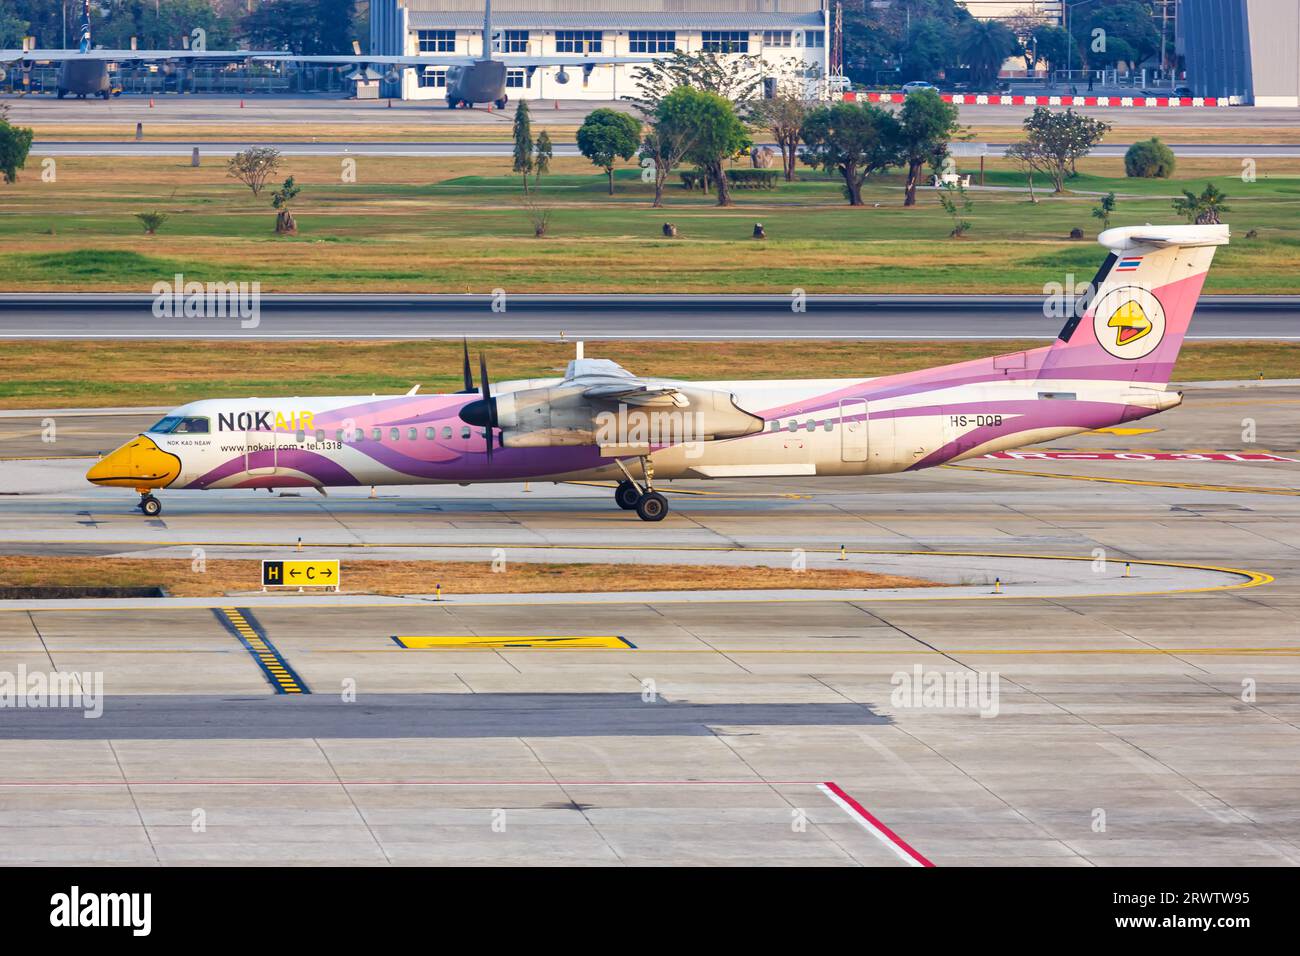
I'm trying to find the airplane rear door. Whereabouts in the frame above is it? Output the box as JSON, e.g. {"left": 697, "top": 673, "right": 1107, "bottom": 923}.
{"left": 839, "top": 399, "right": 868, "bottom": 462}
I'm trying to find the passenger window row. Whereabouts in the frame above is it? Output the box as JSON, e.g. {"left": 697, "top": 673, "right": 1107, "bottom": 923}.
{"left": 768, "top": 419, "right": 836, "bottom": 433}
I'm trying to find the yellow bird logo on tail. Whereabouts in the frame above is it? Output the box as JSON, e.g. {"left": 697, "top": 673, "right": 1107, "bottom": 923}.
{"left": 1107, "top": 299, "right": 1152, "bottom": 347}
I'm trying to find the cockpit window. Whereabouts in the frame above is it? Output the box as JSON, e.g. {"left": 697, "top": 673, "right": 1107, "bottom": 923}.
{"left": 148, "top": 416, "right": 209, "bottom": 434}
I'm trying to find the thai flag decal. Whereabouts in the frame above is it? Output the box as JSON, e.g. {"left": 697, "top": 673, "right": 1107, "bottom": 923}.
{"left": 1116, "top": 256, "right": 1143, "bottom": 272}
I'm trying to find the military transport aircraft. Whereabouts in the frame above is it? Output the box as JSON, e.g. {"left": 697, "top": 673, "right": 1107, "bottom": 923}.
{"left": 87, "top": 225, "right": 1227, "bottom": 521}
{"left": 251, "top": 0, "right": 654, "bottom": 110}
{"left": 0, "top": 0, "right": 272, "bottom": 99}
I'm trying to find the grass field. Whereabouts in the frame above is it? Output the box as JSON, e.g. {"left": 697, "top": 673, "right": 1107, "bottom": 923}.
{"left": 0, "top": 339, "right": 1293, "bottom": 409}
{"left": 1, "top": 152, "right": 1296, "bottom": 293}
{"left": 0, "top": 555, "right": 934, "bottom": 596}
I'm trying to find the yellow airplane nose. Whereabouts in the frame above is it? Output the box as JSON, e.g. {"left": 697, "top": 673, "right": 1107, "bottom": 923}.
{"left": 86, "top": 435, "right": 182, "bottom": 490}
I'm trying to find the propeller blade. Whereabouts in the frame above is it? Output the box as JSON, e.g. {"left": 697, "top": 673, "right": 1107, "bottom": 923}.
{"left": 479, "top": 351, "right": 494, "bottom": 460}
{"left": 460, "top": 337, "right": 474, "bottom": 392}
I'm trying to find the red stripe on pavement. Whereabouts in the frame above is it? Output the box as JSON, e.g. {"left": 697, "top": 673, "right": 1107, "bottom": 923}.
{"left": 821, "top": 781, "right": 935, "bottom": 867}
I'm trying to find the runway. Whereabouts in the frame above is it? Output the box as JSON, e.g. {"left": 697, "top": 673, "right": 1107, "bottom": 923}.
{"left": 7, "top": 93, "right": 1300, "bottom": 130}
{"left": 1, "top": 293, "right": 1296, "bottom": 340}
{"left": 0, "top": 384, "right": 1298, "bottom": 864}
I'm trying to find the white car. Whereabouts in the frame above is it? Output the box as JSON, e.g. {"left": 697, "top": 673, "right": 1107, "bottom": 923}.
{"left": 901, "top": 80, "right": 939, "bottom": 95}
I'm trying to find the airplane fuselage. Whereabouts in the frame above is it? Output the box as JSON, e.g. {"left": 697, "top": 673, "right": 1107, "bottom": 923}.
{"left": 87, "top": 364, "right": 1176, "bottom": 495}
{"left": 58, "top": 57, "right": 112, "bottom": 97}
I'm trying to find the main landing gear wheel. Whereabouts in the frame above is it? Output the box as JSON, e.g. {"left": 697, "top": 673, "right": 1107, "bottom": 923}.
{"left": 139, "top": 494, "right": 162, "bottom": 517}
{"left": 494, "top": 95, "right": 508, "bottom": 109}
{"left": 614, "top": 480, "right": 641, "bottom": 510}
{"left": 635, "top": 492, "right": 668, "bottom": 522}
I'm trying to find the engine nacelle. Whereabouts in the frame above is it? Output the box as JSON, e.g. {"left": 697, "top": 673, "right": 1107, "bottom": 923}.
{"left": 494, "top": 384, "right": 763, "bottom": 449}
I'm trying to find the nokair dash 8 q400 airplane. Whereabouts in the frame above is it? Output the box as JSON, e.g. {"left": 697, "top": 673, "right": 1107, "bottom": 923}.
{"left": 87, "top": 225, "right": 1227, "bottom": 521}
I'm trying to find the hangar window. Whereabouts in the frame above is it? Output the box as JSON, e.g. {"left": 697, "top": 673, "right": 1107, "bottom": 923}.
{"left": 804, "top": 31, "right": 825, "bottom": 48}
{"left": 372, "top": 427, "right": 382, "bottom": 441}
{"left": 556, "top": 30, "right": 602, "bottom": 54}
{"left": 148, "top": 415, "right": 209, "bottom": 434}
{"left": 763, "top": 31, "right": 792, "bottom": 47}
{"left": 417, "top": 30, "right": 455, "bottom": 53}
{"left": 702, "top": 31, "right": 749, "bottom": 54}
{"left": 503, "top": 30, "right": 529, "bottom": 53}
{"left": 629, "top": 31, "right": 675, "bottom": 53}
{"left": 418, "top": 68, "right": 446, "bottom": 88}
{"left": 506, "top": 68, "right": 527, "bottom": 88}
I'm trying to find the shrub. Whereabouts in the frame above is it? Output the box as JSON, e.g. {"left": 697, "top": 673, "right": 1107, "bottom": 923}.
{"left": 1124, "top": 137, "right": 1176, "bottom": 178}
{"left": 135, "top": 211, "right": 168, "bottom": 234}
{"left": 725, "top": 168, "right": 779, "bottom": 189}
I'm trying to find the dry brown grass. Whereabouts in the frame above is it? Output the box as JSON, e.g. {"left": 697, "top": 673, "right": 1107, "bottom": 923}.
{"left": 0, "top": 556, "right": 936, "bottom": 596}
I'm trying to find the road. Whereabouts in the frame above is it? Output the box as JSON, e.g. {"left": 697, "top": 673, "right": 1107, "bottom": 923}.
{"left": 27, "top": 140, "right": 1300, "bottom": 158}
{"left": 0, "top": 293, "right": 1295, "bottom": 340}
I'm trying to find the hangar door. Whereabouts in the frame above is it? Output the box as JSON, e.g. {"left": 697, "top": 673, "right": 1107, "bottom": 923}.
{"left": 839, "top": 399, "right": 868, "bottom": 462}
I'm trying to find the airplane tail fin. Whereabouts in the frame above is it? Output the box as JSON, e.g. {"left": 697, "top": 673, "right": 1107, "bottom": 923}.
{"left": 1038, "top": 224, "right": 1229, "bottom": 387}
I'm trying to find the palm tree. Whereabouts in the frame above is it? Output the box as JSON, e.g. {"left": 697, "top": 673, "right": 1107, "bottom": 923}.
{"left": 1172, "top": 183, "right": 1231, "bottom": 225}
{"left": 961, "top": 20, "right": 1015, "bottom": 90}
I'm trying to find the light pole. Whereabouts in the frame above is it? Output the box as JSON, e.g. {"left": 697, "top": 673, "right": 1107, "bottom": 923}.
{"left": 1064, "top": 0, "right": 1100, "bottom": 88}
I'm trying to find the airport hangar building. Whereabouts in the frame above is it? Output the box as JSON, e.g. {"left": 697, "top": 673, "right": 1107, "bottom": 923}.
{"left": 369, "top": 0, "right": 832, "bottom": 101}
{"left": 1180, "top": 0, "right": 1299, "bottom": 106}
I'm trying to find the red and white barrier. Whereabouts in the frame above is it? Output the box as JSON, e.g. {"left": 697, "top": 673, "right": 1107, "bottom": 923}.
{"left": 843, "top": 91, "right": 1237, "bottom": 108}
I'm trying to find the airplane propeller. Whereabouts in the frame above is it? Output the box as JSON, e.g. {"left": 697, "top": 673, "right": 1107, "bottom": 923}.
{"left": 458, "top": 337, "right": 475, "bottom": 392}
{"left": 458, "top": 349, "right": 499, "bottom": 460}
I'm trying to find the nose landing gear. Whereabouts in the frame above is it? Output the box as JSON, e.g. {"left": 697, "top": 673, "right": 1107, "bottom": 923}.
{"left": 612, "top": 458, "right": 669, "bottom": 522}
{"left": 138, "top": 492, "right": 162, "bottom": 516}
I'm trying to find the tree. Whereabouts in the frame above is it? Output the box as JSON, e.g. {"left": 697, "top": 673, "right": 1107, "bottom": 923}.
{"left": 1172, "top": 183, "right": 1231, "bottom": 225}
{"left": 0, "top": 1, "right": 28, "bottom": 48}
{"left": 896, "top": 88, "right": 961, "bottom": 207}
{"left": 840, "top": 0, "right": 972, "bottom": 86}
{"left": 658, "top": 88, "right": 749, "bottom": 207}
{"left": 0, "top": 114, "right": 33, "bottom": 184}
{"left": 512, "top": 99, "right": 534, "bottom": 192}
{"left": 227, "top": 146, "right": 282, "bottom": 197}
{"left": 1124, "top": 137, "right": 1176, "bottom": 178}
{"left": 937, "top": 182, "right": 973, "bottom": 237}
{"left": 533, "top": 130, "right": 553, "bottom": 186}
{"left": 1091, "top": 191, "right": 1116, "bottom": 231}
{"left": 271, "top": 176, "right": 300, "bottom": 234}
{"left": 576, "top": 108, "right": 642, "bottom": 196}
{"left": 1068, "top": 0, "right": 1160, "bottom": 69}
{"left": 1005, "top": 141, "right": 1048, "bottom": 203}
{"left": 624, "top": 49, "right": 767, "bottom": 115}
{"left": 239, "top": 0, "right": 355, "bottom": 55}
{"left": 960, "top": 19, "right": 1016, "bottom": 89}
{"left": 1018, "top": 106, "right": 1110, "bottom": 192}
{"left": 799, "top": 101, "right": 899, "bottom": 207}
{"left": 93, "top": 0, "right": 237, "bottom": 50}
{"left": 135, "top": 211, "right": 168, "bottom": 235}
{"left": 1026, "top": 24, "right": 1074, "bottom": 72}
{"left": 641, "top": 87, "right": 703, "bottom": 208}
{"left": 749, "top": 83, "right": 810, "bottom": 183}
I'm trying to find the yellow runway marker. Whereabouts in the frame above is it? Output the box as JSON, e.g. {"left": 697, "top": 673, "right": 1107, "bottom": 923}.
{"left": 319, "top": 645, "right": 1300, "bottom": 657}
{"left": 1088, "top": 427, "right": 1160, "bottom": 436}
{"left": 391, "top": 635, "right": 635, "bottom": 649}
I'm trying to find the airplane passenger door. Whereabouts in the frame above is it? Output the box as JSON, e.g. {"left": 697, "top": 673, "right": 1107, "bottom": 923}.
{"left": 839, "top": 399, "right": 868, "bottom": 462}
{"left": 245, "top": 416, "right": 276, "bottom": 476}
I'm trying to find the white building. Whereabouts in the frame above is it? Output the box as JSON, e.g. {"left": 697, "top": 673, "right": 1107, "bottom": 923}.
{"left": 369, "top": 0, "right": 832, "bottom": 101}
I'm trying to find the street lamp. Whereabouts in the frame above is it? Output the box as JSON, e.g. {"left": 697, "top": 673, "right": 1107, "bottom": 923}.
{"left": 1064, "top": 0, "right": 1101, "bottom": 87}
